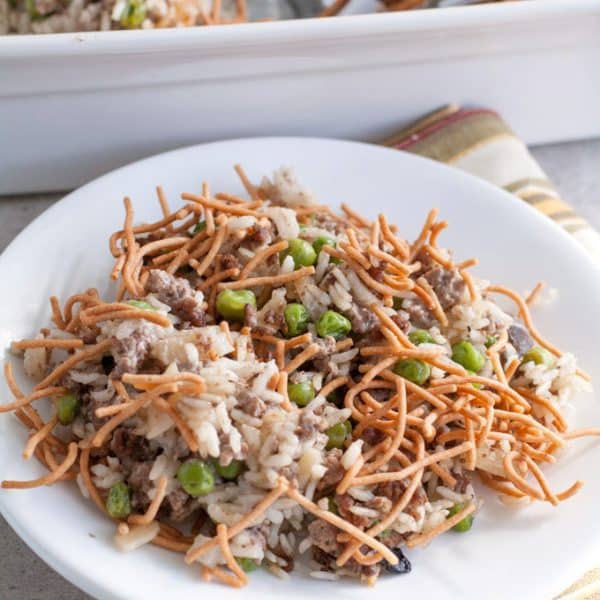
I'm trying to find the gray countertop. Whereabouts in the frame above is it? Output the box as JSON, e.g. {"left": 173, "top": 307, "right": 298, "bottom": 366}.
{"left": 1, "top": 138, "right": 599, "bottom": 600}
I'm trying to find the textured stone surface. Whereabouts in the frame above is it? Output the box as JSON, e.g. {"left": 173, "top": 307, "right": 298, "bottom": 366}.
{"left": 0, "top": 139, "right": 598, "bottom": 599}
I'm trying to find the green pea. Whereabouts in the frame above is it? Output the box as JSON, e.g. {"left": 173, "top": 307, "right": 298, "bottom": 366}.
{"left": 283, "top": 303, "right": 310, "bottom": 338}
{"left": 392, "top": 297, "right": 404, "bottom": 310}
{"left": 287, "top": 381, "right": 315, "bottom": 407}
{"left": 127, "top": 299, "right": 157, "bottom": 311}
{"left": 216, "top": 289, "right": 256, "bottom": 322}
{"left": 452, "top": 340, "right": 486, "bottom": 373}
{"left": 316, "top": 310, "right": 352, "bottom": 340}
{"left": 326, "top": 389, "right": 343, "bottom": 407}
{"left": 193, "top": 221, "right": 206, "bottom": 234}
{"left": 409, "top": 329, "right": 436, "bottom": 346}
{"left": 119, "top": 0, "right": 146, "bottom": 28}
{"left": 467, "top": 370, "right": 483, "bottom": 390}
{"left": 447, "top": 503, "right": 474, "bottom": 532}
{"left": 485, "top": 335, "right": 498, "bottom": 348}
{"left": 214, "top": 459, "right": 244, "bottom": 481}
{"left": 25, "top": 0, "right": 38, "bottom": 17}
{"left": 177, "top": 460, "right": 215, "bottom": 497}
{"left": 521, "top": 346, "right": 554, "bottom": 368}
{"left": 56, "top": 393, "right": 79, "bottom": 426}
{"left": 328, "top": 497, "right": 339, "bottom": 515}
{"left": 282, "top": 238, "right": 317, "bottom": 269}
{"left": 393, "top": 359, "right": 431, "bottom": 386}
{"left": 325, "top": 420, "right": 352, "bottom": 450}
{"left": 106, "top": 482, "right": 131, "bottom": 518}
{"left": 312, "top": 236, "right": 340, "bottom": 265}
{"left": 312, "top": 235, "right": 336, "bottom": 256}
{"left": 25, "top": 0, "right": 53, "bottom": 18}
{"left": 236, "top": 557, "right": 260, "bottom": 572}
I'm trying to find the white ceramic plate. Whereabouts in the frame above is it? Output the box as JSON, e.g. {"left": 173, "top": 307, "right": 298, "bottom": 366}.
{"left": 1, "top": 138, "right": 599, "bottom": 600}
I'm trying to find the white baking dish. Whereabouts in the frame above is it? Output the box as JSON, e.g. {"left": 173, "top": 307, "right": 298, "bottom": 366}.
{"left": 1, "top": 0, "right": 599, "bottom": 195}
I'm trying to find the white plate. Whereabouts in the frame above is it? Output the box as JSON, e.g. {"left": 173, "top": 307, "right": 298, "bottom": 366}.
{"left": 1, "top": 137, "right": 599, "bottom": 600}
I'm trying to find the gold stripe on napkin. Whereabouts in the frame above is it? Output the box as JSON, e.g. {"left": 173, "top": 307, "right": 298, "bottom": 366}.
{"left": 383, "top": 105, "right": 600, "bottom": 265}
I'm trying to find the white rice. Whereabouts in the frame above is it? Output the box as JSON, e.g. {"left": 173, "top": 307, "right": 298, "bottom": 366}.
{"left": 436, "top": 485, "right": 472, "bottom": 504}
{"left": 279, "top": 533, "right": 294, "bottom": 557}
{"left": 22, "top": 345, "right": 47, "bottom": 380}
{"left": 348, "top": 505, "right": 379, "bottom": 519}
{"left": 257, "top": 288, "right": 287, "bottom": 334}
{"left": 227, "top": 216, "right": 257, "bottom": 231}
{"left": 293, "top": 277, "right": 331, "bottom": 320}
{"left": 328, "top": 281, "right": 354, "bottom": 312}
{"left": 264, "top": 549, "right": 288, "bottom": 566}
{"left": 475, "top": 442, "right": 508, "bottom": 477}
{"left": 347, "top": 486, "right": 375, "bottom": 502}
{"left": 446, "top": 298, "right": 514, "bottom": 346}
{"left": 345, "top": 269, "right": 379, "bottom": 307}
{"left": 314, "top": 250, "right": 331, "bottom": 283}
{"left": 260, "top": 167, "right": 316, "bottom": 209}
{"left": 230, "top": 531, "right": 265, "bottom": 561}
{"left": 114, "top": 522, "right": 160, "bottom": 552}
{"left": 331, "top": 348, "right": 359, "bottom": 363}
{"left": 76, "top": 473, "right": 89, "bottom": 499}
{"left": 341, "top": 440, "right": 363, "bottom": 469}
{"left": 268, "top": 564, "right": 291, "bottom": 580}
{"left": 298, "top": 536, "right": 313, "bottom": 554}
{"left": 514, "top": 352, "right": 590, "bottom": 404}
{"left": 500, "top": 494, "right": 532, "bottom": 508}
{"left": 264, "top": 206, "right": 300, "bottom": 240}
{"left": 91, "top": 458, "right": 124, "bottom": 488}
{"left": 304, "top": 479, "right": 317, "bottom": 501}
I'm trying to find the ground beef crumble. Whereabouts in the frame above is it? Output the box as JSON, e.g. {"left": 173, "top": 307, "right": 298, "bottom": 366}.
{"left": 111, "top": 331, "right": 152, "bottom": 378}
{"left": 345, "top": 304, "right": 379, "bottom": 335}
{"left": 315, "top": 449, "right": 344, "bottom": 494}
{"left": 241, "top": 224, "right": 273, "bottom": 250}
{"left": 424, "top": 265, "right": 466, "bottom": 310}
{"left": 508, "top": 322, "right": 534, "bottom": 356}
{"left": 146, "top": 269, "right": 205, "bottom": 326}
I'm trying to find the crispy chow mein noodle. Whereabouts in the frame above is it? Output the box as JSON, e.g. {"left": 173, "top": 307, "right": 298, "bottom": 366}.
{"left": 1, "top": 164, "right": 598, "bottom": 587}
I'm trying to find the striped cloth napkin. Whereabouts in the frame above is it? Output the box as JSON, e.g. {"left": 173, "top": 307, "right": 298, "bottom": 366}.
{"left": 383, "top": 105, "right": 600, "bottom": 600}
{"left": 383, "top": 105, "right": 600, "bottom": 266}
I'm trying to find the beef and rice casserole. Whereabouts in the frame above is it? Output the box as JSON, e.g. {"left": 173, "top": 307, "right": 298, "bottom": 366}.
{"left": 1, "top": 165, "right": 595, "bottom": 587}
{"left": 0, "top": 0, "right": 517, "bottom": 36}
